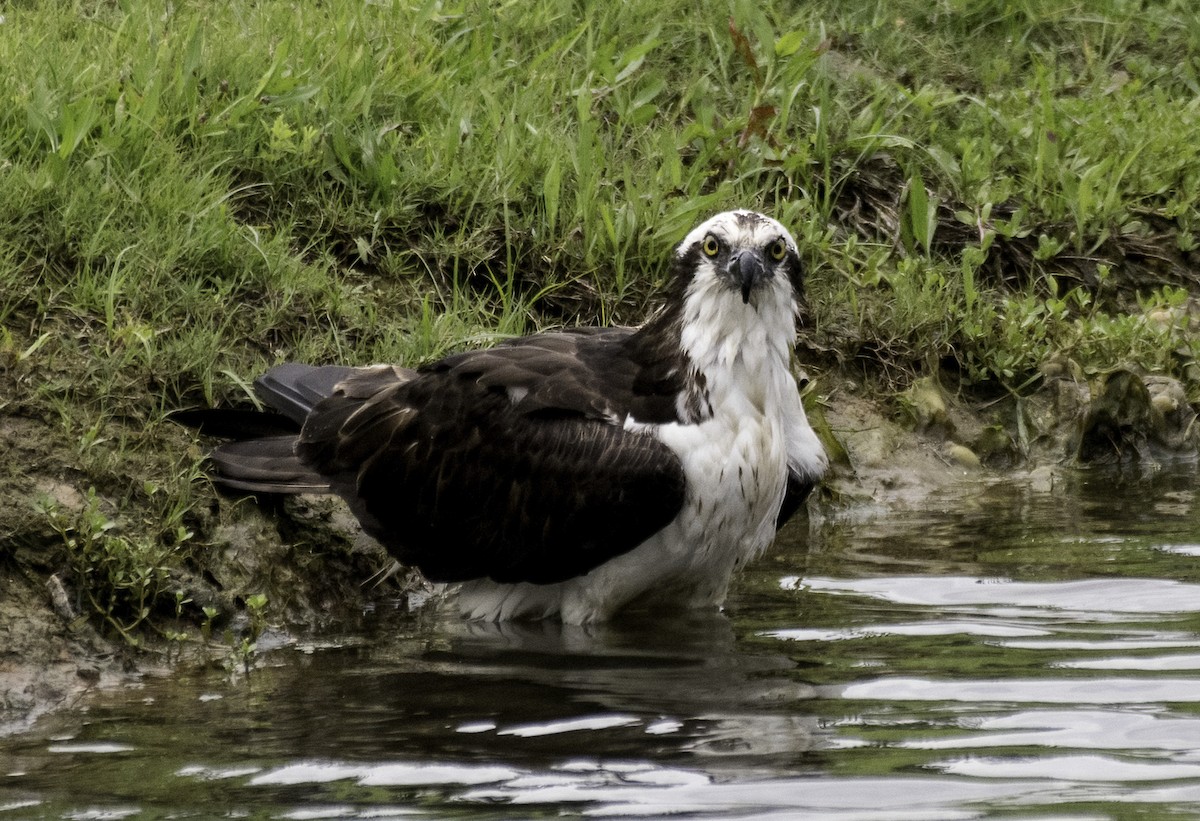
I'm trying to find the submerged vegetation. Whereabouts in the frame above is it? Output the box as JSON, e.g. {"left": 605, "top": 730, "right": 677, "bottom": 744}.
{"left": 1, "top": 0, "right": 1199, "bottom": 646}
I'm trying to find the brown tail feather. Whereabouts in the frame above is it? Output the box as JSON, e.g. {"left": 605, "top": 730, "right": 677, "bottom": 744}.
{"left": 207, "top": 435, "right": 331, "bottom": 494}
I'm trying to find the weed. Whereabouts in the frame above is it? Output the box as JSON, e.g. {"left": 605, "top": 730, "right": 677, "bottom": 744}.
{"left": 41, "top": 488, "right": 192, "bottom": 646}
{"left": 227, "top": 593, "right": 269, "bottom": 676}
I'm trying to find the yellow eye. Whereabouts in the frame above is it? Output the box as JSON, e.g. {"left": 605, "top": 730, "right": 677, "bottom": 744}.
{"left": 701, "top": 235, "right": 720, "bottom": 258}
{"left": 769, "top": 238, "right": 788, "bottom": 261}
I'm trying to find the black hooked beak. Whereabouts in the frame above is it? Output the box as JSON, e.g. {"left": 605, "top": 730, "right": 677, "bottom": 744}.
{"left": 728, "top": 250, "right": 768, "bottom": 304}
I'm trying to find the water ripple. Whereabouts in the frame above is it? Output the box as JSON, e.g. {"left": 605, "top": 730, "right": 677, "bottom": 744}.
{"left": 838, "top": 676, "right": 1200, "bottom": 704}
{"left": 935, "top": 754, "right": 1200, "bottom": 781}
{"left": 791, "top": 576, "right": 1200, "bottom": 616}
{"left": 900, "top": 708, "right": 1200, "bottom": 752}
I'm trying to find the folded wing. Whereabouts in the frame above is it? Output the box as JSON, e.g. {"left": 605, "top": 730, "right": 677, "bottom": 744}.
{"left": 210, "top": 333, "right": 688, "bottom": 585}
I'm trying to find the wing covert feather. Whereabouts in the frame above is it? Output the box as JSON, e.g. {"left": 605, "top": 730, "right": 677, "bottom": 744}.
{"left": 296, "top": 350, "right": 687, "bottom": 585}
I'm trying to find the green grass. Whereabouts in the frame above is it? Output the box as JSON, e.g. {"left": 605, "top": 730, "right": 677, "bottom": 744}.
{"left": 1, "top": 0, "right": 1198, "bottom": 641}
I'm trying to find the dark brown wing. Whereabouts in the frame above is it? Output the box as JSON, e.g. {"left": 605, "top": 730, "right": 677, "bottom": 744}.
{"left": 295, "top": 334, "right": 687, "bottom": 584}
{"left": 434, "top": 327, "right": 681, "bottom": 422}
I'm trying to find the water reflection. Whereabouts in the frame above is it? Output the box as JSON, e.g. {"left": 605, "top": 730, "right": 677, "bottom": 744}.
{"left": 5, "top": 465, "right": 1200, "bottom": 818}
{"left": 0, "top": 611, "right": 835, "bottom": 819}
{"left": 250, "top": 611, "right": 828, "bottom": 768}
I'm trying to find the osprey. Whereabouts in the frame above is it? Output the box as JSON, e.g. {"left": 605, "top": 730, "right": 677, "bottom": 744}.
{"left": 204, "top": 210, "right": 827, "bottom": 623}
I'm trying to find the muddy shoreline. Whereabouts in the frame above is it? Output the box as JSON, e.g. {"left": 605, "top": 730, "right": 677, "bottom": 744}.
{"left": 2, "top": 365, "right": 1197, "bottom": 734}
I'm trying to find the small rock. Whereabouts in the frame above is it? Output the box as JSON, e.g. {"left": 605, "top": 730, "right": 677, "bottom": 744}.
{"left": 1041, "top": 353, "right": 1083, "bottom": 382}
{"left": 1146, "top": 308, "right": 1176, "bottom": 327}
{"left": 897, "top": 376, "right": 953, "bottom": 438}
{"left": 1144, "top": 375, "right": 1198, "bottom": 450}
{"left": 33, "top": 480, "right": 86, "bottom": 514}
{"left": 971, "top": 424, "right": 1018, "bottom": 466}
{"left": 45, "top": 574, "right": 77, "bottom": 623}
{"left": 1151, "top": 392, "right": 1178, "bottom": 415}
{"left": 945, "top": 443, "right": 981, "bottom": 469}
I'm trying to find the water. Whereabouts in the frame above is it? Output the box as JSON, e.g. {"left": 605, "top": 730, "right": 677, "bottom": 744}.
{"left": 5, "top": 464, "right": 1200, "bottom": 819}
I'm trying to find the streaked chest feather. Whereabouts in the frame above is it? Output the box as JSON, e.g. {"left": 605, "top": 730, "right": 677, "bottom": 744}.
{"left": 636, "top": 342, "right": 795, "bottom": 549}
{"left": 662, "top": 403, "right": 787, "bottom": 530}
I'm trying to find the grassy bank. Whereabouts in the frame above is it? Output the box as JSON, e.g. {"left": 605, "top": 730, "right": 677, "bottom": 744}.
{"left": 1, "top": 0, "right": 1198, "bottom": 646}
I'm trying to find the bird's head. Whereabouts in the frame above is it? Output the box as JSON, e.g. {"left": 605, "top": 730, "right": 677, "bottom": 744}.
{"left": 674, "top": 210, "right": 803, "bottom": 307}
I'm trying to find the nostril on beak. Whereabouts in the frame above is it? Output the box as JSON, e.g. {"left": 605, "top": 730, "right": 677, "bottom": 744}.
{"left": 730, "top": 251, "right": 766, "bottom": 304}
